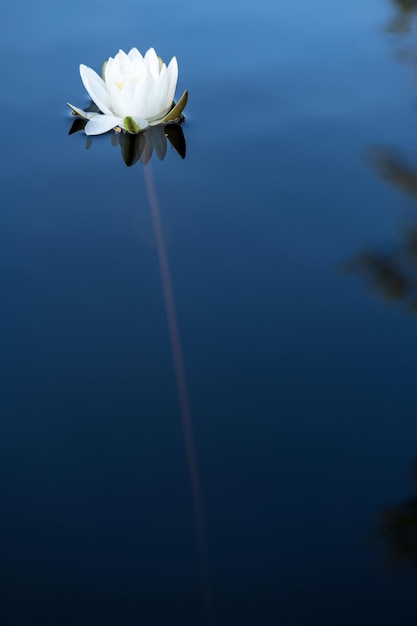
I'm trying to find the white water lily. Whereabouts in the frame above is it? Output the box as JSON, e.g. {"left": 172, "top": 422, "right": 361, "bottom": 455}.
{"left": 67, "top": 47, "right": 187, "bottom": 135}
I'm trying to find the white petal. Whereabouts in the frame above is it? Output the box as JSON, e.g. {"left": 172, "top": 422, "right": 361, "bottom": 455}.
{"left": 120, "top": 78, "right": 137, "bottom": 116}
{"left": 149, "top": 117, "right": 166, "bottom": 126}
{"left": 84, "top": 114, "right": 122, "bottom": 135}
{"left": 144, "top": 48, "right": 160, "bottom": 80}
{"left": 107, "top": 80, "right": 125, "bottom": 117}
{"left": 131, "top": 57, "right": 147, "bottom": 83}
{"left": 133, "top": 69, "right": 153, "bottom": 118}
{"left": 147, "top": 64, "right": 169, "bottom": 120}
{"left": 105, "top": 57, "right": 125, "bottom": 89}
{"left": 166, "top": 57, "right": 178, "bottom": 107}
{"left": 113, "top": 49, "right": 130, "bottom": 73}
{"left": 128, "top": 47, "right": 143, "bottom": 62}
{"left": 79, "top": 64, "right": 113, "bottom": 115}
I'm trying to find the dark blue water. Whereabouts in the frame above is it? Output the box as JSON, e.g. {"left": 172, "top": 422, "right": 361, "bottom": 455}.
{"left": 2, "top": 0, "right": 417, "bottom": 624}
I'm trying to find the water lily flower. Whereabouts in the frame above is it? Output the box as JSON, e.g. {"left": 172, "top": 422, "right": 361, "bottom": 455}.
{"left": 67, "top": 47, "right": 188, "bottom": 135}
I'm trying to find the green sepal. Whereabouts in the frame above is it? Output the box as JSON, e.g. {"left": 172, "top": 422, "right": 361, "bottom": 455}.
{"left": 67, "top": 102, "right": 93, "bottom": 120}
{"left": 123, "top": 116, "right": 144, "bottom": 133}
{"left": 161, "top": 90, "right": 188, "bottom": 123}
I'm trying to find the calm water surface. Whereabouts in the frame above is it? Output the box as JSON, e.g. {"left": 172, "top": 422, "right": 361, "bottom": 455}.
{"left": 2, "top": 0, "right": 417, "bottom": 624}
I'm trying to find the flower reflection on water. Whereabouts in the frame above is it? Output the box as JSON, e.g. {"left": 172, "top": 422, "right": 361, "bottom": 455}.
{"left": 69, "top": 115, "right": 186, "bottom": 165}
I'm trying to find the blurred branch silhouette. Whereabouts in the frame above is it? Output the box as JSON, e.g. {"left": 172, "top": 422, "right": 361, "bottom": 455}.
{"left": 381, "top": 464, "right": 417, "bottom": 567}
{"left": 345, "top": 224, "right": 417, "bottom": 313}
{"left": 369, "top": 148, "right": 417, "bottom": 198}
{"left": 347, "top": 1, "right": 417, "bottom": 311}
{"left": 345, "top": 148, "right": 417, "bottom": 312}
{"left": 387, "top": 0, "right": 417, "bottom": 34}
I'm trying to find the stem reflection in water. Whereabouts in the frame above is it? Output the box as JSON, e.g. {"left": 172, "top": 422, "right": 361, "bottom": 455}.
{"left": 143, "top": 164, "right": 215, "bottom": 626}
